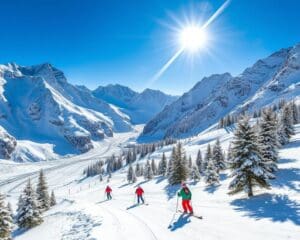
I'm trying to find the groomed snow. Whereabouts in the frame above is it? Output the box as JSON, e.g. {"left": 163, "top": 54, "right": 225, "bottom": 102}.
{"left": 0, "top": 124, "right": 299, "bottom": 239}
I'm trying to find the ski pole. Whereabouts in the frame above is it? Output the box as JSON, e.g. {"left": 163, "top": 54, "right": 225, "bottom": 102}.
{"left": 168, "top": 195, "right": 179, "bottom": 228}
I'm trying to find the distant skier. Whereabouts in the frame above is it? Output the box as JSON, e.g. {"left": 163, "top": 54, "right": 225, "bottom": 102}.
{"left": 135, "top": 185, "right": 145, "bottom": 204}
{"left": 105, "top": 185, "right": 112, "bottom": 200}
{"left": 177, "top": 183, "right": 193, "bottom": 214}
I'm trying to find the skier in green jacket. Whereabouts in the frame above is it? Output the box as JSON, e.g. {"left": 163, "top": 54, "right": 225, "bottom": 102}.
{"left": 177, "top": 182, "right": 193, "bottom": 214}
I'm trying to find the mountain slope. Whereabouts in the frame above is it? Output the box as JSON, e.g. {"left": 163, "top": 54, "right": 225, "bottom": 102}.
{"left": 140, "top": 43, "right": 300, "bottom": 141}
{"left": 0, "top": 63, "right": 132, "bottom": 157}
{"left": 93, "top": 84, "right": 177, "bottom": 124}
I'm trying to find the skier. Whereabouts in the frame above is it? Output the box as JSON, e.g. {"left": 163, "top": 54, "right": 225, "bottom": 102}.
{"left": 105, "top": 185, "right": 112, "bottom": 200}
{"left": 177, "top": 182, "right": 193, "bottom": 214}
{"left": 135, "top": 185, "right": 144, "bottom": 204}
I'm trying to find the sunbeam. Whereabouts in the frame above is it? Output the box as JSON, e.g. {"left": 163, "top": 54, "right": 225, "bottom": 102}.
{"left": 148, "top": 0, "right": 231, "bottom": 87}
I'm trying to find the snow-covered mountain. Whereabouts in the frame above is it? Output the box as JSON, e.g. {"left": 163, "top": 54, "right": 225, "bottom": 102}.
{"left": 93, "top": 84, "right": 177, "bottom": 123}
{"left": 0, "top": 63, "right": 132, "bottom": 159}
{"left": 140, "top": 43, "right": 300, "bottom": 141}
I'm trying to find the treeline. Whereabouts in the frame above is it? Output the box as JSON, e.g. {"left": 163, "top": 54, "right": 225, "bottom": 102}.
{"left": 0, "top": 170, "right": 56, "bottom": 239}
{"left": 218, "top": 99, "right": 300, "bottom": 128}
{"left": 84, "top": 138, "right": 177, "bottom": 178}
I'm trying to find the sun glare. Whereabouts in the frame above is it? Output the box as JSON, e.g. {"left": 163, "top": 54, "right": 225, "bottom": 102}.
{"left": 179, "top": 25, "right": 207, "bottom": 52}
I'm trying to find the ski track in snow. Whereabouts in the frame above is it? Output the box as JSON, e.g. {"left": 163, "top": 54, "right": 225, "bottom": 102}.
{"left": 1, "top": 125, "right": 300, "bottom": 240}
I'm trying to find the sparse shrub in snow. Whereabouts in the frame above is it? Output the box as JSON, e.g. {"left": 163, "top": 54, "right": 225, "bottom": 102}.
{"left": 258, "top": 108, "right": 280, "bottom": 173}
{"left": 228, "top": 116, "right": 273, "bottom": 197}
{"left": 16, "top": 179, "right": 43, "bottom": 229}
{"left": 0, "top": 193, "right": 13, "bottom": 240}
{"left": 36, "top": 169, "right": 50, "bottom": 212}
{"left": 50, "top": 190, "right": 56, "bottom": 207}
{"left": 158, "top": 152, "right": 167, "bottom": 176}
{"left": 168, "top": 143, "right": 189, "bottom": 185}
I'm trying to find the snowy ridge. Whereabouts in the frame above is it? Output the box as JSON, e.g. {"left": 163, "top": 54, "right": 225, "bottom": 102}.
{"left": 0, "top": 63, "right": 132, "bottom": 160}
{"left": 141, "top": 43, "right": 300, "bottom": 141}
{"left": 93, "top": 84, "right": 177, "bottom": 124}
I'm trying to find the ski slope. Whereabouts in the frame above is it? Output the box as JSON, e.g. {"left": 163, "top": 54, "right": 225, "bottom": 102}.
{"left": 1, "top": 124, "right": 299, "bottom": 240}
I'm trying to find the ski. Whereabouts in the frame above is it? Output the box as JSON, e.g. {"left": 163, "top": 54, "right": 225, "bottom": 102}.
{"left": 178, "top": 210, "right": 203, "bottom": 219}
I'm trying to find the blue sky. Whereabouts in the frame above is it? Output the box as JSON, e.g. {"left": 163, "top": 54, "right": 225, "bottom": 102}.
{"left": 0, "top": 0, "right": 299, "bottom": 95}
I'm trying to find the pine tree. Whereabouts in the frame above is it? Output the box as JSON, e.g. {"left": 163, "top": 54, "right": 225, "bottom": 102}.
{"left": 151, "top": 159, "right": 157, "bottom": 176}
{"left": 36, "top": 169, "right": 50, "bottom": 212}
{"left": 50, "top": 191, "right": 56, "bottom": 207}
{"left": 229, "top": 116, "right": 273, "bottom": 197}
{"left": 205, "top": 159, "right": 219, "bottom": 185}
{"left": 167, "top": 147, "right": 176, "bottom": 177}
{"left": 202, "top": 144, "right": 212, "bottom": 174}
{"left": 144, "top": 160, "right": 153, "bottom": 180}
{"left": 190, "top": 165, "right": 201, "bottom": 183}
{"left": 17, "top": 179, "right": 43, "bottom": 229}
{"left": 135, "top": 163, "right": 141, "bottom": 177}
{"left": 168, "top": 143, "right": 189, "bottom": 185}
{"left": 7, "top": 202, "right": 13, "bottom": 219}
{"left": 258, "top": 108, "right": 280, "bottom": 173}
{"left": 291, "top": 101, "right": 299, "bottom": 124}
{"left": 0, "top": 193, "right": 13, "bottom": 240}
{"left": 158, "top": 153, "right": 167, "bottom": 176}
{"left": 127, "top": 164, "right": 137, "bottom": 183}
{"left": 212, "top": 139, "right": 226, "bottom": 172}
{"left": 188, "top": 156, "right": 192, "bottom": 169}
{"left": 278, "top": 104, "right": 295, "bottom": 145}
{"left": 195, "top": 150, "right": 202, "bottom": 174}
{"left": 227, "top": 143, "right": 232, "bottom": 162}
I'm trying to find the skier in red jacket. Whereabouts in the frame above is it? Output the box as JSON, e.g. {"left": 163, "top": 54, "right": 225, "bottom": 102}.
{"left": 135, "top": 186, "right": 144, "bottom": 204}
{"left": 105, "top": 185, "right": 112, "bottom": 200}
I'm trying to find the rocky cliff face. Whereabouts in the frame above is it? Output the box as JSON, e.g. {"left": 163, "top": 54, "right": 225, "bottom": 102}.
{"left": 140, "top": 43, "right": 300, "bottom": 141}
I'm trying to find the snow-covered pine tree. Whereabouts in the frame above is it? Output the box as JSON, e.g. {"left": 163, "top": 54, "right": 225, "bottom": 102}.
{"left": 127, "top": 164, "right": 137, "bottom": 183}
{"left": 151, "top": 159, "right": 157, "bottom": 176}
{"left": 168, "top": 142, "right": 189, "bottom": 185}
{"left": 204, "top": 158, "right": 219, "bottom": 185}
{"left": 202, "top": 144, "right": 212, "bottom": 174}
{"left": 227, "top": 143, "right": 232, "bottom": 162}
{"left": 7, "top": 202, "right": 13, "bottom": 219}
{"left": 195, "top": 149, "right": 202, "bottom": 174}
{"left": 278, "top": 103, "right": 295, "bottom": 145}
{"left": 190, "top": 165, "right": 201, "bottom": 183}
{"left": 50, "top": 191, "right": 56, "bottom": 207}
{"left": 291, "top": 101, "right": 299, "bottom": 124}
{"left": 258, "top": 108, "right": 280, "bottom": 173}
{"left": 229, "top": 116, "right": 273, "bottom": 197}
{"left": 0, "top": 193, "right": 13, "bottom": 240}
{"left": 167, "top": 147, "right": 176, "bottom": 177}
{"left": 36, "top": 169, "right": 50, "bottom": 212}
{"left": 140, "top": 164, "right": 144, "bottom": 176}
{"left": 135, "top": 163, "right": 141, "bottom": 177}
{"left": 144, "top": 160, "right": 153, "bottom": 180}
{"left": 17, "top": 179, "right": 43, "bottom": 229}
{"left": 212, "top": 139, "right": 226, "bottom": 172}
{"left": 158, "top": 152, "right": 167, "bottom": 176}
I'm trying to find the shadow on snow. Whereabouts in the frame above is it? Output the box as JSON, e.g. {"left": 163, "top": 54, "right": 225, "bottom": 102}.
{"left": 170, "top": 214, "right": 191, "bottom": 231}
{"left": 231, "top": 193, "right": 300, "bottom": 225}
{"left": 272, "top": 168, "right": 300, "bottom": 193}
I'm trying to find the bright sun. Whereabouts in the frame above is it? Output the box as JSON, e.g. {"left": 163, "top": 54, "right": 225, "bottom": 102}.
{"left": 179, "top": 25, "right": 207, "bottom": 52}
